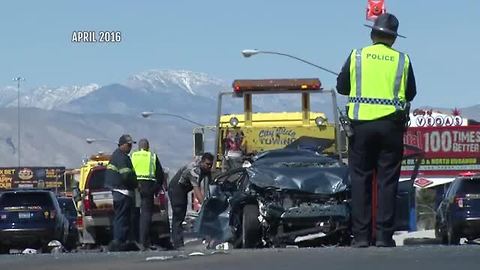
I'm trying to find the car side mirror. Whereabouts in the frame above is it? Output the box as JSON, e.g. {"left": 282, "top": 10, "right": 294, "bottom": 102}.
{"left": 72, "top": 187, "right": 81, "bottom": 202}
{"left": 339, "top": 130, "right": 348, "bottom": 154}
{"left": 193, "top": 130, "right": 204, "bottom": 157}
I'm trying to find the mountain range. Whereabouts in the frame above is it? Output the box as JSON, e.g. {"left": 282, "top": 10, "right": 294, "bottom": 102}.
{"left": 0, "top": 69, "right": 478, "bottom": 171}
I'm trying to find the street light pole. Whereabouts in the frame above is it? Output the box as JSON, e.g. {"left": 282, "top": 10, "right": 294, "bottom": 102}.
{"left": 241, "top": 49, "right": 339, "bottom": 76}
{"left": 85, "top": 138, "right": 117, "bottom": 145}
{"left": 12, "top": 77, "right": 25, "bottom": 168}
{"left": 141, "top": 111, "right": 209, "bottom": 127}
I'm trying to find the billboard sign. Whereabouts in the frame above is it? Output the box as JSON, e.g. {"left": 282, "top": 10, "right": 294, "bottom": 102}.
{"left": 0, "top": 167, "right": 66, "bottom": 189}
{"left": 402, "top": 126, "right": 480, "bottom": 176}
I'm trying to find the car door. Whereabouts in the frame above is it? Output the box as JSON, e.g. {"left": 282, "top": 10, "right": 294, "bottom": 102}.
{"left": 444, "top": 180, "right": 461, "bottom": 223}
{"left": 436, "top": 182, "right": 456, "bottom": 231}
{"left": 196, "top": 168, "right": 247, "bottom": 242}
{"left": 394, "top": 179, "right": 415, "bottom": 231}
{"left": 51, "top": 193, "right": 69, "bottom": 243}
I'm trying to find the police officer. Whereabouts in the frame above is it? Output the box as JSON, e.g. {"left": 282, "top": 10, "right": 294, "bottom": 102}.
{"left": 131, "top": 138, "right": 165, "bottom": 251}
{"left": 106, "top": 134, "right": 137, "bottom": 251}
{"left": 168, "top": 152, "right": 214, "bottom": 249}
{"left": 336, "top": 13, "right": 417, "bottom": 247}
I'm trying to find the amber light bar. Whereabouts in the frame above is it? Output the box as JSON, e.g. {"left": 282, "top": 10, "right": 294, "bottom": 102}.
{"left": 232, "top": 78, "right": 321, "bottom": 93}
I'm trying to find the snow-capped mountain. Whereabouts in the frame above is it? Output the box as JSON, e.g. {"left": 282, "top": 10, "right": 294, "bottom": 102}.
{"left": 20, "top": 84, "right": 100, "bottom": 110}
{"left": 0, "top": 84, "right": 99, "bottom": 110}
{"left": 125, "top": 69, "right": 227, "bottom": 96}
{"left": 0, "top": 70, "right": 227, "bottom": 115}
{"left": 54, "top": 70, "right": 228, "bottom": 122}
{"left": 0, "top": 86, "right": 17, "bottom": 106}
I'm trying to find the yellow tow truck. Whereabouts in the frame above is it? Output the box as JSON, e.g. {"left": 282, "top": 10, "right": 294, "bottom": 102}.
{"left": 193, "top": 78, "right": 346, "bottom": 170}
{"left": 73, "top": 153, "right": 113, "bottom": 246}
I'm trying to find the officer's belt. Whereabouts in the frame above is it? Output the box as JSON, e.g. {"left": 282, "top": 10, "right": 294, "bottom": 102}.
{"left": 348, "top": 97, "right": 405, "bottom": 107}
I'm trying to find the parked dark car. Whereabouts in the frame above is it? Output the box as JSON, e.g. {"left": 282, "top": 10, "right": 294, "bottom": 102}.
{"left": 57, "top": 196, "right": 79, "bottom": 250}
{"left": 435, "top": 173, "right": 480, "bottom": 245}
{"left": 0, "top": 189, "right": 69, "bottom": 253}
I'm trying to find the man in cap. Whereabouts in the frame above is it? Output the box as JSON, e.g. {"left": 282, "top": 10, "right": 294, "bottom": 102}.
{"left": 336, "top": 13, "right": 417, "bottom": 247}
{"left": 130, "top": 138, "right": 166, "bottom": 251}
{"left": 168, "top": 152, "right": 214, "bottom": 249}
{"left": 106, "top": 134, "right": 138, "bottom": 251}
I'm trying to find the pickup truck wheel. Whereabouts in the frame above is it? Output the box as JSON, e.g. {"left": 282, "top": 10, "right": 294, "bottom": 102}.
{"left": 241, "top": 204, "right": 260, "bottom": 248}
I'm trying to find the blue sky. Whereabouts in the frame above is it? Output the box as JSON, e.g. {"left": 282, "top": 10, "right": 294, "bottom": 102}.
{"left": 1, "top": 0, "right": 479, "bottom": 108}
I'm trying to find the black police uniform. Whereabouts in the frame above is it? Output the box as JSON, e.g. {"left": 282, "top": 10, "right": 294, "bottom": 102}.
{"left": 168, "top": 161, "right": 210, "bottom": 248}
{"left": 105, "top": 147, "right": 137, "bottom": 250}
{"left": 137, "top": 155, "right": 164, "bottom": 249}
{"left": 336, "top": 16, "right": 417, "bottom": 246}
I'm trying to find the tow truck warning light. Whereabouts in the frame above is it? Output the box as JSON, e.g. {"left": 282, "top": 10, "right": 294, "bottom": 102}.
{"left": 232, "top": 78, "right": 321, "bottom": 93}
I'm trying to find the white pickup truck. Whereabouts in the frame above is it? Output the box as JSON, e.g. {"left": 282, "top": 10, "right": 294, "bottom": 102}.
{"left": 75, "top": 166, "right": 171, "bottom": 247}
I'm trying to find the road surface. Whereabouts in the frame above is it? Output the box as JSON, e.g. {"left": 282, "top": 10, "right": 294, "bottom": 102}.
{"left": 1, "top": 245, "right": 479, "bottom": 270}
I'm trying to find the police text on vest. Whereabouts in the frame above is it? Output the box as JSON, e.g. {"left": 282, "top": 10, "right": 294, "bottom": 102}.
{"left": 366, "top": 53, "right": 394, "bottom": 61}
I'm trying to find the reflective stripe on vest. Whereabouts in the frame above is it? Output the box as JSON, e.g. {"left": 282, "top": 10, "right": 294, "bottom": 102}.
{"left": 131, "top": 150, "right": 156, "bottom": 181}
{"left": 106, "top": 163, "right": 132, "bottom": 174}
{"left": 349, "top": 44, "right": 409, "bottom": 120}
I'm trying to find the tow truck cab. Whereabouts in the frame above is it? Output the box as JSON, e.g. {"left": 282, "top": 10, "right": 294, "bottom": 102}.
{"left": 193, "top": 78, "right": 345, "bottom": 170}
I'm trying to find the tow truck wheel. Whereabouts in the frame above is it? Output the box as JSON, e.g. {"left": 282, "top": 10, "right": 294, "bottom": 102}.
{"left": 242, "top": 204, "right": 261, "bottom": 248}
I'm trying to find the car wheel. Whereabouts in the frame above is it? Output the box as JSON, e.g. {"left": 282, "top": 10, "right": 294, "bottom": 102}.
{"left": 241, "top": 204, "right": 261, "bottom": 248}
{"left": 64, "top": 234, "right": 78, "bottom": 252}
{"left": 435, "top": 222, "right": 448, "bottom": 245}
{"left": 440, "top": 230, "right": 448, "bottom": 245}
{"left": 447, "top": 224, "right": 460, "bottom": 245}
{"left": 0, "top": 245, "right": 9, "bottom": 254}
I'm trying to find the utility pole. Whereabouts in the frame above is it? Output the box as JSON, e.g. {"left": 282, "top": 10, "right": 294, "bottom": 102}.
{"left": 12, "top": 77, "right": 25, "bottom": 169}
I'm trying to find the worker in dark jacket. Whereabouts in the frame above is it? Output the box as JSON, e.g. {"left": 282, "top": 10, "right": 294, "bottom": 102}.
{"left": 106, "top": 134, "right": 137, "bottom": 251}
{"left": 336, "top": 14, "right": 416, "bottom": 248}
{"left": 168, "top": 153, "right": 214, "bottom": 249}
{"left": 131, "top": 138, "right": 165, "bottom": 250}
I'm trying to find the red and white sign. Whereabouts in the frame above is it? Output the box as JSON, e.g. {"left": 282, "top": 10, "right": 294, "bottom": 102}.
{"left": 366, "top": 0, "right": 386, "bottom": 21}
{"left": 402, "top": 126, "right": 480, "bottom": 176}
{"left": 414, "top": 178, "right": 434, "bottom": 188}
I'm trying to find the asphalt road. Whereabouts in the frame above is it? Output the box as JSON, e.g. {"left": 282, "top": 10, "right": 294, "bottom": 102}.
{"left": 1, "top": 245, "right": 479, "bottom": 270}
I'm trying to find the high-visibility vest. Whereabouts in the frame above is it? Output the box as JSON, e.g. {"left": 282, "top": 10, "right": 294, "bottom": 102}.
{"left": 131, "top": 150, "right": 156, "bottom": 181}
{"left": 348, "top": 44, "right": 410, "bottom": 120}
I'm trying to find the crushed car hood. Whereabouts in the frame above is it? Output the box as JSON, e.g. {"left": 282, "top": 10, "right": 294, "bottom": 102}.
{"left": 247, "top": 144, "right": 349, "bottom": 195}
{"left": 247, "top": 165, "right": 349, "bottom": 194}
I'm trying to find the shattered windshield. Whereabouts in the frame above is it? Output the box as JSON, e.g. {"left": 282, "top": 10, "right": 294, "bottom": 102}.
{"left": 265, "top": 161, "right": 342, "bottom": 168}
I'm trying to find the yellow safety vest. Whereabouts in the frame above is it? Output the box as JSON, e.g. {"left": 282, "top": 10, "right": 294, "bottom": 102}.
{"left": 131, "top": 150, "right": 156, "bottom": 181}
{"left": 349, "top": 44, "right": 410, "bottom": 120}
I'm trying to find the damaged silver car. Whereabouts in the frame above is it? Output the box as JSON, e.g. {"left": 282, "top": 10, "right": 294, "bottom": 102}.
{"left": 195, "top": 139, "right": 352, "bottom": 248}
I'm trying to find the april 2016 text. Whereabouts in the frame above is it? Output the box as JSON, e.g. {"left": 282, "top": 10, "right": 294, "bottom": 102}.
{"left": 71, "top": 31, "right": 122, "bottom": 43}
